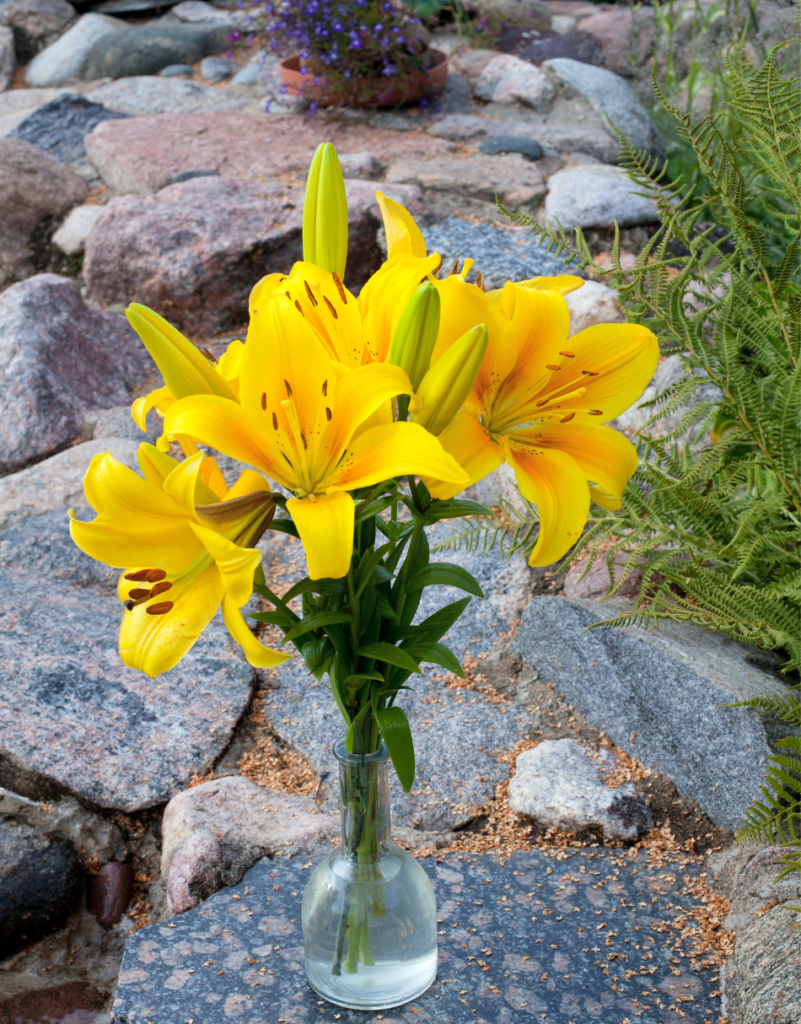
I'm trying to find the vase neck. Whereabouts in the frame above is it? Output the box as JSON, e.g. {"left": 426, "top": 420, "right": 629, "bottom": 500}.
{"left": 334, "top": 740, "right": 391, "bottom": 861}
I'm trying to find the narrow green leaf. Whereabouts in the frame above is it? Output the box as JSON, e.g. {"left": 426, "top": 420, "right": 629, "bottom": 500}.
{"left": 355, "top": 543, "right": 391, "bottom": 597}
{"left": 405, "top": 641, "right": 464, "bottom": 677}
{"left": 356, "top": 642, "right": 421, "bottom": 674}
{"left": 282, "top": 576, "right": 348, "bottom": 603}
{"left": 375, "top": 705, "right": 415, "bottom": 791}
{"left": 346, "top": 701, "right": 372, "bottom": 751}
{"left": 267, "top": 518, "right": 300, "bottom": 538}
{"left": 283, "top": 611, "right": 354, "bottom": 645}
{"left": 425, "top": 499, "right": 494, "bottom": 520}
{"left": 406, "top": 562, "right": 484, "bottom": 597}
{"left": 249, "top": 610, "right": 294, "bottom": 628}
{"left": 344, "top": 671, "right": 384, "bottom": 685}
{"left": 383, "top": 596, "right": 471, "bottom": 642}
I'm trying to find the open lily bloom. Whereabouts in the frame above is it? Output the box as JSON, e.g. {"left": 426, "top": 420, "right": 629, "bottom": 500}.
{"left": 69, "top": 446, "right": 289, "bottom": 677}
{"left": 161, "top": 295, "right": 469, "bottom": 580}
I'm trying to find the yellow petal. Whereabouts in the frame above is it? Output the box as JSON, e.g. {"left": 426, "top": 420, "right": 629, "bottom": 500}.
{"left": 375, "top": 191, "right": 427, "bottom": 259}
{"left": 118, "top": 562, "right": 223, "bottom": 677}
{"left": 162, "top": 451, "right": 215, "bottom": 515}
{"left": 83, "top": 451, "right": 185, "bottom": 521}
{"left": 137, "top": 443, "right": 181, "bottom": 489}
{"left": 506, "top": 442, "right": 590, "bottom": 567}
{"left": 132, "top": 385, "right": 174, "bottom": 432}
{"left": 515, "top": 419, "right": 638, "bottom": 511}
{"left": 426, "top": 410, "right": 505, "bottom": 498}
{"left": 190, "top": 522, "right": 261, "bottom": 606}
{"left": 538, "top": 323, "right": 659, "bottom": 422}
{"left": 200, "top": 456, "right": 228, "bottom": 501}
{"left": 327, "top": 422, "right": 469, "bottom": 492}
{"left": 520, "top": 275, "right": 585, "bottom": 296}
{"left": 227, "top": 469, "right": 272, "bottom": 500}
{"left": 279, "top": 262, "right": 364, "bottom": 368}
{"left": 287, "top": 491, "right": 354, "bottom": 580}
{"left": 359, "top": 253, "right": 441, "bottom": 362}
{"left": 70, "top": 508, "right": 201, "bottom": 574}
{"left": 221, "top": 595, "right": 291, "bottom": 668}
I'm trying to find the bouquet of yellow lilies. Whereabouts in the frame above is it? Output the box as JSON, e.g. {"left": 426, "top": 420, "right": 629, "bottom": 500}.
{"left": 70, "top": 141, "right": 657, "bottom": 994}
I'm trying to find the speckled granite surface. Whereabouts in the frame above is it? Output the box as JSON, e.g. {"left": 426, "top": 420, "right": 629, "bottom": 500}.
{"left": 112, "top": 850, "right": 723, "bottom": 1024}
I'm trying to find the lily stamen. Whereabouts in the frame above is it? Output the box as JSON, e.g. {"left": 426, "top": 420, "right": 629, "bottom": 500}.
{"left": 332, "top": 271, "right": 348, "bottom": 304}
{"left": 146, "top": 602, "right": 174, "bottom": 616}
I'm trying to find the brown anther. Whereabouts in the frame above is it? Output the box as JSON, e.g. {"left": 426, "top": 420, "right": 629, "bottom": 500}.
{"left": 582, "top": 370, "right": 599, "bottom": 376}
{"left": 294, "top": 299, "right": 304, "bottom": 316}
{"left": 450, "top": 260, "right": 459, "bottom": 276}
{"left": 201, "top": 346, "right": 217, "bottom": 365}
{"left": 285, "top": 379, "right": 292, "bottom": 397}
{"left": 332, "top": 271, "right": 347, "bottom": 304}
{"left": 546, "top": 364, "right": 561, "bottom": 371}
{"left": 128, "top": 588, "right": 151, "bottom": 600}
{"left": 285, "top": 291, "right": 291, "bottom": 300}
{"left": 481, "top": 283, "right": 486, "bottom": 292}
{"left": 124, "top": 569, "right": 151, "bottom": 582}
{"left": 149, "top": 581, "right": 172, "bottom": 598}
{"left": 325, "top": 407, "right": 332, "bottom": 421}
{"left": 123, "top": 600, "right": 135, "bottom": 611}
{"left": 146, "top": 602, "right": 174, "bottom": 616}
{"left": 560, "top": 412, "right": 576, "bottom": 423}
{"left": 476, "top": 272, "right": 483, "bottom": 288}
{"left": 322, "top": 379, "right": 328, "bottom": 396}
{"left": 272, "top": 412, "right": 279, "bottom": 430}
{"left": 323, "top": 295, "right": 338, "bottom": 319}
{"left": 588, "top": 409, "right": 604, "bottom": 416}
{"left": 301, "top": 431, "right": 308, "bottom": 450}
{"left": 559, "top": 350, "right": 575, "bottom": 358}
{"left": 261, "top": 392, "right": 267, "bottom": 411}
{"left": 146, "top": 569, "right": 167, "bottom": 583}
{"left": 303, "top": 280, "right": 318, "bottom": 307}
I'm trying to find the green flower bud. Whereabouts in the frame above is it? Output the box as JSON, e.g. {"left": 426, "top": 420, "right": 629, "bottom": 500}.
{"left": 303, "top": 142, "right": 348, "bottom": 280}
{"left": 412, "top": 324, "right": 489, "bottom": 436}
{"left": 387, "top": 282, "right": 441, "bottom": 390}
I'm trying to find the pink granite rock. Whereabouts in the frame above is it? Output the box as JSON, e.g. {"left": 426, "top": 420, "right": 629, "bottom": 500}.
{"left": 578, "top": 7, "right": 654, "bottom": 78}
{"left": 83, "top": 175, "right": 397, "bottom": 336}
{"left": 83, "top": 110, "right": 458, "bottom": 196}
{"left": 162, "top": 775, "right": 333, "bottom": 914}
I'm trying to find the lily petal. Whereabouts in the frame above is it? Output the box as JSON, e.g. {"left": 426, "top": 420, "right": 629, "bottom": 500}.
{"left": 375, "top": 191, "right": 427, "bottom": 259}
{"left": 506, "top": 442, "right": 590, "bottom": 567}
{"left": 426, "top": 410, "right": 505, "bottom": 499}
{"left": 132, "top": 385, "right": 173, "bottom": 432}
{"left": 287, "top": 491, "right": 355, "bottom": 580}
{"left": 221, "top": 595, "right": 291, "bottom": 668}
{"left": 190, "top": 522, "right": 262, "bottom": 606}
{"left": 359, "top": 253, "right": 441, "bottom": 362}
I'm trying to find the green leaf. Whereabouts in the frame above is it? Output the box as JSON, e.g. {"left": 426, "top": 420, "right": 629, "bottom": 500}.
{"left": 249, "top": 610, "right": 293, "bottom": 628}
{"left": 375, "top": 705, "right": 415, "bottom": 791}
{"left": 406, "top": 562, "right": 484, "bottom": 597}
{"left": 383, "top": 596, "right": 472, "bottom": 643}
{"left": 405, "top": 641, "right": 464, "bottom": 677}
{"left": 345, "top": 701, "right": 372, "bottom": 751}
{"left": 356, "top": 642, "right": 421, "bottom": 674}
{"left": 344, "top": 671, "right": 384, "bottom": 685}
{"left": 282, "top": 611, "right": 354, "bottom": 645}
{"left": 355, "top": 495, "right": 397, "bottom": 523}
{"left": 379, "top": 596, "right": 397, "bottom": 621}
{"left": 282, "top": 576, "right": 348, "bottom": 603}
{"left": 425, "top": 499, "right": 494, "bottom": 520}
{"left": 355, "top": 544, "right": 391, "bottom": 598}
{"left": 267, "top": 518, "right": 300, "bottom": 538}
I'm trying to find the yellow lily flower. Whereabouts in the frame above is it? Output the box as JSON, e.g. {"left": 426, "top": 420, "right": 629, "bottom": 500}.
{"left": 69, "top": 446, "right": 289, "bottom": 677}
{"left": 161, "top": 295, "right": 469, "bottom": 580}
{"left": 425, "top": 275, "right": 659, "bottom": 566}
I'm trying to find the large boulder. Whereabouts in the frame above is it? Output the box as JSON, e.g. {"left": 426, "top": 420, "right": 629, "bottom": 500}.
{"left": 0, "top": 274, "right": 151, "bottom": 472}
{"left": 545, "top": 164, "right": 660, "bottom": 230}
{"left": 0, "top": 0, "right": 76, "bottom": 64}
{"left": 86, "top": 75, "right": 244, "bottom": 116}
{"left": 511, "top": 595, "right": 798, "bottom": 832}
{"left": 0, "top": 87, "right": 71, "bottom": 137}
{"left": 474, "top": 53, "right": 555, "bottom": 109}
{"left": 578, "top": 6, "right": 655, "bottom": 78}
{"left": 83, "top": 176, "right": 388, "bottom": 336}
{"left": 0, "top": 510, "right": 255, "bottom": 813}
{"left": 386, "top": 153, "right": 545, "bottom": 208}
{"left": 25, "top": 12, "right": 128, "bottom": 87}
{"left": 543, "top": 57, "right": 665, "bottom": 161}
{"left": 10, "top": 93, "right": 127, "bottom": 174}
{"left": 84, "top": 22, "right": 230, "bottom": 81}
{"left": 0, "top": 27, "right": 13, "bottom": 92}
{"left": 0, "top": 820, "right": 83, "bottom": 959}
{"left": 0, "top": 138, "right": 87, "bottom": 290}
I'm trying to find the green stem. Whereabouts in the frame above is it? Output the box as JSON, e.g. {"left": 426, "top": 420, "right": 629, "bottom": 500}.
{"left": 394, "top": 517, "right": 424, "bottom": 623}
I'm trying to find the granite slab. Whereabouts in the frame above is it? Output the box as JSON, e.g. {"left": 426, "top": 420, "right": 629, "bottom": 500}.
{"left": 111, "top": 849, "right": 724, "bottom": 1023}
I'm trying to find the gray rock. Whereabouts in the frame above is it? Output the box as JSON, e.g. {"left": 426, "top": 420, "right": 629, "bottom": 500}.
{"left": 86, "top": 403, "right": 161, "bottom": 444}
{"left": 337, "top": 151, "right": 382, "bottom": 180}
{"left": 0, "top": 820, "right": 83, "bottom": 959}
{"left": 0, "top": 138, "right": 87, "bottom": 290}
{"left": 735, "top": 900, "right": 801, "bottom": 1024}
{"left": 229, "top": 60, "right": 260, "bottom": 86}
{"left": 0, "top": 27, "right": 14, "bottom": 92}
{"left": 0, "top": 438, "right": 141, "bottom": 533}
{"left": 435, "top": 71, "right": 472, "bottom": 114}
{"left": 111, "top": 849, "right": 726, "bottom": 1023}
{"left": 0, "top": 274, "right": 151, "bottom": 472}
{"left": 25, "top": 13, "right": 128, "bottom": 87}
{"left": 428, "top": 112, "right": 619, "bottom": 163}
{"left": 159, "top": 62, "right": 194, "bottom": 77}
{"left": 423, "top": 215, "right": 579, "bottom": 292}
{"left": 170, "top": 168, "right": 219, "bottom": 183}
{"left": 161, "top": 776, "right": 333, "bottom": 914}
{"left": 51, "top": 202, "right": 104, "bottom": 255}
{"left": 475, "top": 53, "right": 555, "bottom": 110}
{"left": 545, "top": 164, "right": 660, "bottom": 230}
{"left": 10, "top": 93, "right": 127, "bottom": 167}
{"left": 511, "top": 595, "right": 797, "bottom": 832}
{"left": 480, "top": 133, "right": 544, "bottom": 159}
{"left": 542, "top": 57, "right": 664, "bottom": 160}
{"left": 0, "top": 86, "right": 72, "bottom": 136}
{"left": 0, "top": 509, "right": 255, "bottom": 812}
{"left": 86, "top": 75, "right": 244, "bottom": 115}
{"left": 171, "top": 0, "right": 237, "bottom": 26}
{"left": 0, "top": 0, "right": 76, "bottom": 64}
{"left": 85, "top": 22, "right": 229, "bottom": 80}
{"left": 262, "top": 525, "right": 533, "bottom": 833}
{"left": 386, "top": 153, "right": 545, "bottom": 208}
{"left": 507, "top": 738, "right": 652, "bottom": 840}
{"left": 563, "top": 278, "right": 623, "bottom": 336}
{"left": 724, "top": 846, "right": 801, "bottom": 934}
{"left": 199, "top": 55, "right": 232, "bottom": 83}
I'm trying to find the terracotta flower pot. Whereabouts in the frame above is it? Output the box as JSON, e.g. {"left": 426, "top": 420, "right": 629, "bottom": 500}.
{"left": 279, "top": 49, "right": 448, "bottom": 107}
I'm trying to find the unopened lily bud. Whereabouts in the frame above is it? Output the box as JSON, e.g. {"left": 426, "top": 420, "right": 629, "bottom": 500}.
{"left": 303, "top": 142, "right": 348, "bottom": 280}
{"left": 387, "top": 282, "right": 441, "bottom": 390}
{"left": 126, "top": 304, "right": 237, "bottom": 403}
{"left": 412, "top": 324, "right": 489, "bottom": 436}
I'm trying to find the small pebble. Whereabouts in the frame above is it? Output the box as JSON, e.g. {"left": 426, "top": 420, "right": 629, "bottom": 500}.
{"left": 200, "top": 57, "right": 233, "bottom": 83}
{"left": 230, "top": 62, "right": 260, "bottom": 86}
{"left": 479, "top": 135, "right": 544, "bottom": 161}
{"left": 159, "top": 64, "right": 195, "bottom": 78}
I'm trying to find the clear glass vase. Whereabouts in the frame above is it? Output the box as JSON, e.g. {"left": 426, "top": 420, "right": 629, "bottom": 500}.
{"left": 302, "top": 740, "right": 438, "bottom": 1009}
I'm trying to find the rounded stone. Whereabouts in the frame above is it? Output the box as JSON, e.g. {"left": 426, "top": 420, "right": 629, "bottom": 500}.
{"left": 199, "top": 56, "right": 233, "bottom": 83}
{"left": 85, "top": 861, "right": 134, "bottom": 927}
{"left": 479, "top": 134, "right": 544, "bottom": 160}
{"left": 159, "top": 63, "right": 194, "bottom": 77}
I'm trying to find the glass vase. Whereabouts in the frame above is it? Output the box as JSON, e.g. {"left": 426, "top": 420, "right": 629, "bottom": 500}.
{"left": 302, "top": 740, "right": 438, "bottom": 1009}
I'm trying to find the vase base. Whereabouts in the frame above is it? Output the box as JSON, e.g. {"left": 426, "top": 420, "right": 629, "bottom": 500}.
{"left": 305, "top": 949, "right": 437, "bottom": 1010}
